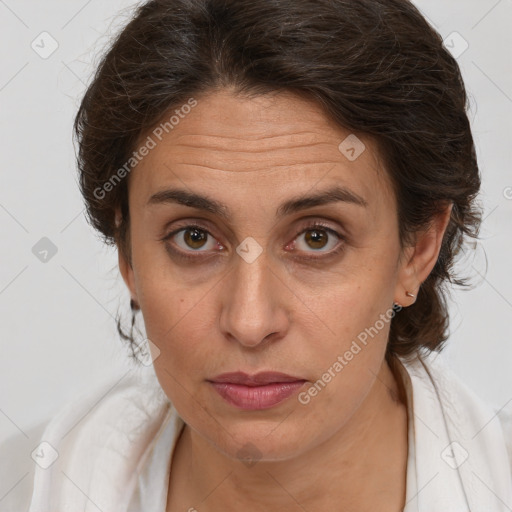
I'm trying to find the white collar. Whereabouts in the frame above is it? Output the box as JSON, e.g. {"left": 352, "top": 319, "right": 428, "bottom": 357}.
{"left": 399, "top": 352, "right": 512, "bottom": 511}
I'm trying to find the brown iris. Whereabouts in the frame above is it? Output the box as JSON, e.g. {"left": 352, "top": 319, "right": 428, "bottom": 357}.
{"left": 184, "top": 228, "right": 208, "bottom": 250}
{"left": 304, "top": 229, "right": 328, "bottom": 250}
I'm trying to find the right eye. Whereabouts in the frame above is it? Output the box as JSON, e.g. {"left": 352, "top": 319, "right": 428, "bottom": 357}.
{"left": 161, "top": 224, "right": 225, "bottom": 260}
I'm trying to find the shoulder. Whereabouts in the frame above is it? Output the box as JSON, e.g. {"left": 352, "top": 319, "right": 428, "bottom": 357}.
{"left": 403, "top": 351, "right": 512, "bottom": 474}
{"left": 0, "top": 368, "right": 156, "bottom": 511}
{"left": 21, "top": 368, "right": 173, "bottom": 511}
{"left": 0, "top": 420, "right": 49, "bottom": 512}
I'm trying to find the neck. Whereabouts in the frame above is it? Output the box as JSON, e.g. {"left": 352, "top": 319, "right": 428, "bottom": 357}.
{"left": 168, "top": 358, "right": 409, "bottom": 512}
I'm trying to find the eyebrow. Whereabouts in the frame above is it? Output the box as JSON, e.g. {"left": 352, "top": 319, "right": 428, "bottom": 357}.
{"left": 147, "top": 185, "right": 368, "bottom": 219}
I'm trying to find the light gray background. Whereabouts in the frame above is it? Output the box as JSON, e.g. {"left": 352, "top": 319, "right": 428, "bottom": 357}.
{"left": 0, "top": 0, "right": 511, "bottom": 446}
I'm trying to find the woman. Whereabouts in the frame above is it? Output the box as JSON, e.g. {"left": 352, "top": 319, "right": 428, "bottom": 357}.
{"left": 1, "top": 0, "right": 511, "bottom": 511}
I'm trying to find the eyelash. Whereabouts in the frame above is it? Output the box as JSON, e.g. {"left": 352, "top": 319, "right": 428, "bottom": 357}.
{"left": 160, "top": 221, "right": 346, "bottom": 262}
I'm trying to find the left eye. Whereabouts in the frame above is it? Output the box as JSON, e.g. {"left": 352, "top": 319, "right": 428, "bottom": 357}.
{"left": 291, "top": 224, "right": 342, "bottom": 253}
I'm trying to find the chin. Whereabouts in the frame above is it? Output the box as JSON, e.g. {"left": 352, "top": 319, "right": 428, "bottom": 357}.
{"left": 208, "top": 422, "right": 312, "bottom": 463}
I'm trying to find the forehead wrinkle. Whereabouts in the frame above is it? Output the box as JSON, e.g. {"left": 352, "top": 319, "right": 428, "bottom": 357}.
{"left": 171, "top": 141, "right": 332, "bottom": 153}
{"left": 172, "top": 161, "right": 346, "bottom": 174}
{"left": 172, "top": 129, "right": 326, "bottom": 143}
{"left": 152, "top": 138, "right": 352, "bottom": 175}
{"left": 162, "top": 126, "right": 343, "bottom": 152}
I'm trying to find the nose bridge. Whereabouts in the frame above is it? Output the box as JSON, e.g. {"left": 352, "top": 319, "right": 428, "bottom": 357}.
{"left": 219, "top": 247, "right": 287, "bottom": 347}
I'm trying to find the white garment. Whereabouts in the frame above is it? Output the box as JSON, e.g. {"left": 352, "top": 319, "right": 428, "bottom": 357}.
{"left": 0, "top": 351, "right": 511, "bottom": 511}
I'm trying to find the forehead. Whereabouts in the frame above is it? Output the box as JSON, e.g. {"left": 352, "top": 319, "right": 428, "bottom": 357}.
{"left": 129, "top": 88, "right": 392, "bottom": 213}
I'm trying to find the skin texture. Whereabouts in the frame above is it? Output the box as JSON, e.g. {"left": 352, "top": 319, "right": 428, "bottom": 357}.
{"left": 118, "top": 88, "right": 452, "bottom": 511}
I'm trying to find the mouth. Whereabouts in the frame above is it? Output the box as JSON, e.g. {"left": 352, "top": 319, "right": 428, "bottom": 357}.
{"left": 207, "top": 371, "right": 307, "bottom": 410}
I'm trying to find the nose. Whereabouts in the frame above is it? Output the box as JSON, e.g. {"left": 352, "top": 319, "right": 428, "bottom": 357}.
{"left": 218, "top": 248, "right": 289, "bottom": 349}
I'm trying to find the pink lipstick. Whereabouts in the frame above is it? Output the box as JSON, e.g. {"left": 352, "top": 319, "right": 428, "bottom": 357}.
{"left": 208, "top": 372, "right": 306, "bottom": 410}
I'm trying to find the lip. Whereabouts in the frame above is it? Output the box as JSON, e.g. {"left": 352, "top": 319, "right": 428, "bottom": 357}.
{"left": 209, "top": 371, "right": 304, "bottom": 386}
{"left": 208, "top": 372, "right": 306, "bottom": 410}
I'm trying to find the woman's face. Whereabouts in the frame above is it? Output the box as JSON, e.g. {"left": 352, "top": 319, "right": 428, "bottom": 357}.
{"left": 119, "top": 88, "right": 438, "bottom": 461}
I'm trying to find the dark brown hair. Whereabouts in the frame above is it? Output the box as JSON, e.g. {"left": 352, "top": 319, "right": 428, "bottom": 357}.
{"left": 74, "top": 0, "right": 482, "bottom": 364}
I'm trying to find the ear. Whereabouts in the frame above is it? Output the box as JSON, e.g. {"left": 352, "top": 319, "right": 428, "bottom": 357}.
{"left": 394, "top": 203, "right": 453, "bottom": 306}
{"left": 116, "top": 208, "right": 139, "bottom": 305}
{"left": 118, "top": 248, "right": 139, "bottom": 305}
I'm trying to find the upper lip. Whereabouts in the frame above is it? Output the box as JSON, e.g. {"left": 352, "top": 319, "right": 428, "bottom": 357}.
{"left": 208, "top": 371, "right": 305, "bottom": 386}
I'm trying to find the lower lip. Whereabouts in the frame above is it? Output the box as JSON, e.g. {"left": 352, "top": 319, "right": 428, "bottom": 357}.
{"left": 209, "top": 381, "right": 306, "bottom": 410}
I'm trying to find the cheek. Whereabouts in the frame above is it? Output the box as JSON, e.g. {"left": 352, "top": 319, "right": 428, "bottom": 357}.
{"left": 296, "top": 297, "right": 393, "bottom": 427}
{"left": 299, "top": 269, "right": 396, "bottom": 399}
{"left": 130, "top": 248, "right": 215, "bottom": 362}
{"left": 306, "top": 264, "right": 395, "bottom": 342}
{"left": 131, "top": 232, "right": 209, "bottom": 334}
{"left": 137, "top": 278, "right": 220, "bottom": 414}
{"left": 139, "top": 279, "right": 216, "bottom": 357}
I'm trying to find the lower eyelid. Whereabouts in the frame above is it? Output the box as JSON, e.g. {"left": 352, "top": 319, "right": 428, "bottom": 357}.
{"left": 297, "top": 241, "right": 346, "bottom": 261}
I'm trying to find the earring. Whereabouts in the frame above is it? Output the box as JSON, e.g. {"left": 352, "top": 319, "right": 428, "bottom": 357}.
{"left": 405, "top": 291, "right": 416, "bottom": 299}
{"left": 130, "top": 299, "right": 140, "bottom": 311}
